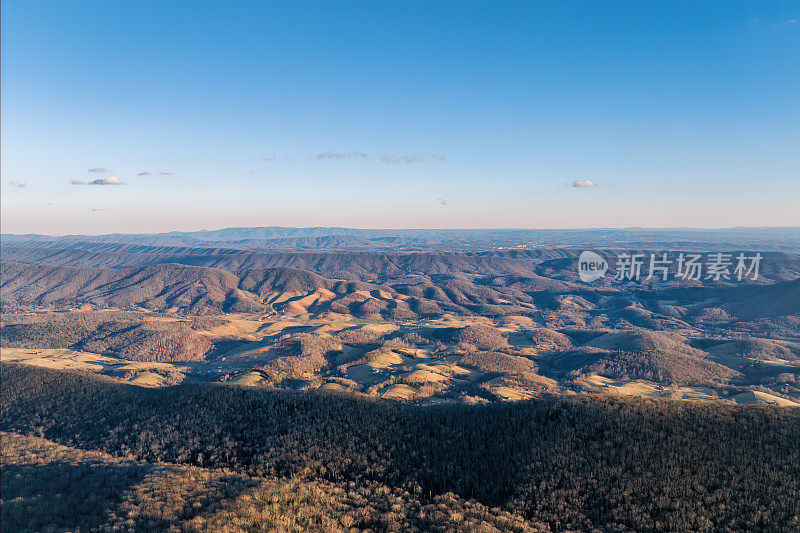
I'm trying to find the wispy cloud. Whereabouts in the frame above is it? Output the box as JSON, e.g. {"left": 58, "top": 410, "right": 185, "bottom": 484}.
{"left": 436, "top": 197, "right": 448, "bottom": 206}
{"left": 316, "top": 151, "right": 368, "bottom": 160}
{"left": 90, "top": 176, "right": 126, "bottom": 185}
{"left": 88, "top": 167, "right": 108, "bottom": 173}
{"left": 137, "top": 170, "right": 171, "bottom": 176}
{"left": 263, "top": 154, "right": 290, "bottom": 162}
{"left": 72, "top": 177, "right": 125, "bottom": 185}
{"left": 90, "top": 208, "right": 105, "bottom": 212}
{"left": 312, "top": 151, "right": 445, "bottom": 163}
{"left": 572, "top": 179, "right": 597, "bottom": 188}
{"left": 8, "top": 179, "right": 26, "bottom": 188}
{"left": 380, "top": 153, "right": 446, "bottom": 164}
{"left": 764, "top": 17, "right": 799, "bottom": 29}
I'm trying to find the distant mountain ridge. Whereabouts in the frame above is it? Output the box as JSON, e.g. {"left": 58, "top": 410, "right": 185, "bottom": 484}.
{"left": 4, "top": 226, "right": 800, "bottom": 252}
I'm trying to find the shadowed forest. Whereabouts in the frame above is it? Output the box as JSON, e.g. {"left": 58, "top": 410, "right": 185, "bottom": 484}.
{"left": 3, "top": 362, "right": 800, "bottom": 531}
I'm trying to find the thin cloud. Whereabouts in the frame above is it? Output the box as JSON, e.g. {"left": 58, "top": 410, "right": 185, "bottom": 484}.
{"left": 380, "top": 153, "right": 446, "bottom": 164}
{"left": 316, "top": 151, "right": 368, "bottom": 160}
{"left": 572, "top": 179, "right": 597, "bottom": 188}
{"left": 69, "top": 179, "right": 87, "bottom": 185}
{"left": 318, "top": 152, "right": 349, "bottom": 159}
{"left": 90, "top": 208, "right": 105, "bottom": 212}
{"left": 766, "top": 18, "right": 798, "bottom": 29}
{"left": 158, "top": 171, "right": 173, "bottom": 175}
{"left": 89, "top": 176, "right": 126, "bottom": 185}
{"left": 436, "top": 198, "right": 448, "bottom": 206}
{"left": 137, "top": 171, "right": 152, "bottom": 176}
{"left": 8, "top": 179, "right": 26, "bottom": 188}
{"left": 88, "top": 167, "right": 108, "bottom": 173}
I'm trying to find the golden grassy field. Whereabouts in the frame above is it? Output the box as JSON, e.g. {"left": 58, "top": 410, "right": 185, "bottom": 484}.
{"left": 3, "top": 309, "right": 799, "bottom": 406}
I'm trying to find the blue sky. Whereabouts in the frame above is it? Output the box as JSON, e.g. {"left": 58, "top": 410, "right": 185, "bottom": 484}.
{"left": 2, "top": 1, "right": 798, "bottom": 234}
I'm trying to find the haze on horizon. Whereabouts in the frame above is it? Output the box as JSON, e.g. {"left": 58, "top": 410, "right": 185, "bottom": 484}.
{"left": 2, "top": 1, "right": 799, "bottom": 234}
{"left": 5, "top": 224, "right": 800, "bottom": 241}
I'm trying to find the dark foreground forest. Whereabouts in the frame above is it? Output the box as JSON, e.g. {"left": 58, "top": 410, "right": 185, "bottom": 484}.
{"left": 2, "top": 362, "right": 799, "bottom": 531}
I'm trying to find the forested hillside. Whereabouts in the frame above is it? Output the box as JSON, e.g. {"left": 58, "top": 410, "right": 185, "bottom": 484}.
{"left": 3, "top": 363, "right": 799, "bottom": 531}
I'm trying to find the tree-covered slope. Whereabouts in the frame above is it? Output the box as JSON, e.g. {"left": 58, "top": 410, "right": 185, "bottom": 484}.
{"left": 2, "top": 362, "right": 799, "bottom": 531}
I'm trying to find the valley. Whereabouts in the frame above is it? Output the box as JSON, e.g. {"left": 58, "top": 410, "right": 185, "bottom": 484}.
{"left": 3, "top": 232, "right": 800, "bottom": 407}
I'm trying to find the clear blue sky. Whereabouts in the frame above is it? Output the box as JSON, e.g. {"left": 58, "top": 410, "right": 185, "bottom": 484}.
{"left": 2, "top": 1, "right": 798, "bottom": 234}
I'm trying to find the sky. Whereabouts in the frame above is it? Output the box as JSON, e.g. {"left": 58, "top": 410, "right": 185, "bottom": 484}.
{"left": 2, "top": 1, "right": 799, "bottom": 235}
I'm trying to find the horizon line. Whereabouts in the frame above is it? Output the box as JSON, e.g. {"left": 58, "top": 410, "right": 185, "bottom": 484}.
{"left": 2, "top": 224, "right": 800, "bottom": 238}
